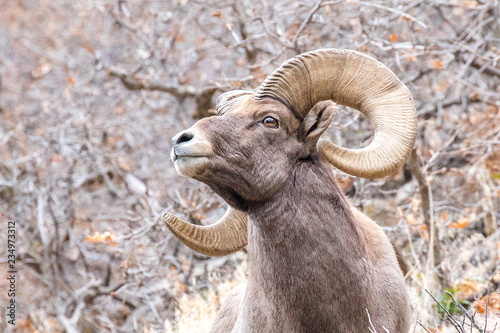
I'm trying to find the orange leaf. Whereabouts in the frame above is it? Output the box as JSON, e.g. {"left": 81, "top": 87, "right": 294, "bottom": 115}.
{"left": 194, "top": 213, "right": 206, "bottom": 220}
{"left": 68, "top": 77, "right": 75, "bottom": 84}
{"left": 431, "top": 59, "right": 443, "bottom": 69}
{"left": 212, "top": 9, "right": 222, "bottom": 18}
{"left": 449, "top": 218, "right": 468, "bottom": 229}
{"left": 469, "top": 91, "right": 479, "bottom": 100}
{"left": 389, "top": 34, "right": 398, "bottom": 42}
{"left": 406, "top": 213, "right": 418, "bottom": 225}
{"left": 85, "top": 231, "right": 118, "bottom": 245}
{"left": 176, "top": 281, "right": 187, "bottom": 294}
{"left": 411, "top": 198, "right": 421, "bottom": 211}
{"left": 441, "top": 210, "right": 447, "bottom": 221}
{"left": 454, "top": 281, "right": 481, "bottom": 299}
{"left": 52, "top": 154, "right": 63, "bottom": 164}
{"left": 419, "top": 224, "right": 429, "bottom": 240}
{"left": 474, "top": 291, "right": 500, "bottom": 313}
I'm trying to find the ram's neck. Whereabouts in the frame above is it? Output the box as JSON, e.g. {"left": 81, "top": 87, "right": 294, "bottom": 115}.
{"left": 245, "top": 157, "right": 372, "bottom": 329}
{"left": 246, "top": 157, "right": 366, "bottom": 257}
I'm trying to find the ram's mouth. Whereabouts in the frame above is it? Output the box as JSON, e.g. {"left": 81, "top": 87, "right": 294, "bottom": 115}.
{"left": 172, "top": 153, "right": 210, "bottom": 162}
{"left": 171, "top": 147, "right": 213, "bottom": 162}
{"left": 171, "top": 147, "right": 212, "bottom": 178}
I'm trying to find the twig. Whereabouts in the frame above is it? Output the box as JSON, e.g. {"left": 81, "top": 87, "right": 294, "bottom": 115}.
{"left": 292, "top": 0, "right": 324, "bottom": 51}
{"left": 407, "top": 149, "right": 443, "bottom": 274}
{"left": 445, "top": 291, "right": 485, "bottom": 333}
{"left": 416, "top": 283, "right": 464, "bottom": 332}
{"left": 358, "top": 1, "right": 428, "bottom": 29}
{"left": 106, "top": 65, "right": 199, "bottom": 98}
{"left": 417, "top": 97, "right": 482, "bottom": 118}
{"left": 409, "top": 290, "right": 433, "bottom": 333}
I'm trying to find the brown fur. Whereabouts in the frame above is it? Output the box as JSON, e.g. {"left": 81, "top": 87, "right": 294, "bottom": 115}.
{"left": 173, "top": 97, "right": 411, "bottom": 332}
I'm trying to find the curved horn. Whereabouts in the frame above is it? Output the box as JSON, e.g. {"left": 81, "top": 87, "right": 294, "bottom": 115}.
{"left": 164, "top": 91, "right": 255, "bottom": 257}
{"left": 163, "top": 207, "right": 248, "bottom": 257}
{"left": 216, "top": 90, "right": 255, "bottom": 115}
{"left": 164, "top": 90, "right": 254, "bottom": 257}
{"left": 255, "top": 48, "right": 417, "bottom": 178}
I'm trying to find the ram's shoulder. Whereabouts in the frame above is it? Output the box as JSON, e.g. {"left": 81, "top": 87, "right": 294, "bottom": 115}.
{"left": 209, "top": 283, "right": 247, "bottom": 333}
{"left": 350, "top": 205, "right": 396, "bottom": 263}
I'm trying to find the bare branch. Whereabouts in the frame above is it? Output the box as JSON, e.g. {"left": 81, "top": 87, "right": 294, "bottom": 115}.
{"left": 106, "top": 65, "right": 199, "bottom": 98}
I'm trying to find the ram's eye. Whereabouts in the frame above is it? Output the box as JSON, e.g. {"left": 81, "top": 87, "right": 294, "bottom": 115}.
{"left": 263, "top": 116, "right": 279, "bottom": 128}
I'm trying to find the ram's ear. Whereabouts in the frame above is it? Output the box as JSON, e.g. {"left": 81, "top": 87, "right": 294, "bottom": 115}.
{"left": 300, "top": 100, "right": 337, "bottom": 147}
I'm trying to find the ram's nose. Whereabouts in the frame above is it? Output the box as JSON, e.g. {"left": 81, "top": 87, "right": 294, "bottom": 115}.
{"left": 172, "top": 131, "right": 194, "bottom": 146}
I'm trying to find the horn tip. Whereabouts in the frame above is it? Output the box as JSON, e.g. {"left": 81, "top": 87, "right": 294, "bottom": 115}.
{"left": 162, "top": 212, "right": 177, "bottom": 226}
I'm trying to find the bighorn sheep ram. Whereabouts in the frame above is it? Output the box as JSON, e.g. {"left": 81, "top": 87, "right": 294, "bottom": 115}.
{"left": 164, "top": 49, "right": 417, "bottom": 332}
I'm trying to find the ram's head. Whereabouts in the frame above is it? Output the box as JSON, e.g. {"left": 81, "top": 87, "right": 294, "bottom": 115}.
{"left": 164, "top": 49, "right": 417, "bottom": 256}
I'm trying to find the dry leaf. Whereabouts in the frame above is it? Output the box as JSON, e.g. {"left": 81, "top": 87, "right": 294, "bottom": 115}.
{"left": 115, "top": 107, "right": 126, "bottom": 115}
{"left": 449, "top": 218, "right": 468, "bottom": 229}
{"left": 430, "top": 59, "right": 443, "bottom": 69}
{"left": 31, "top": 63, "right": 53, "bottom": 78}
{"left": 492, "top": 271, "right": 500, "bottom": 284}
{"left": 51, "top": 154, "right": 63, "bottom": 164}
{"left": 454, "top": 281, "right": 480, "bottom": 299}
{"left": 194, "top": 212, "right": 206, "bottom": 220}
{"left": 419, "top": 224, "right": 428, "bottom": 240}
{"left": 406, "top": 213, "right": 418, "bottom": 225}
{"left": 108, "top": 135, "right": 124, "bottom": 146}
{"left": 176, "top": 281, "right": 188, "bottom": 294}
{"left": 474, "top": 291, "right": 500, "bottom": 314}
{"left": 463, "top": 1, "right": 477, "bottom": 8}
{"left": 117, "top": 156, "right": 132, "bottom": 171}
{"left": 85, "top": 231, "right": 117, "bottom": 246}
{"left": 433, "top": 81, "right": 447, "bottom": 92}
{"left": 411, "top": 197, "right": 421, "bottom": 211}
{"left": 212, "top": 9, "right": 222, "bottom": 18}
{"left": 469, "top": 91, "right": 479, "bottom": 100}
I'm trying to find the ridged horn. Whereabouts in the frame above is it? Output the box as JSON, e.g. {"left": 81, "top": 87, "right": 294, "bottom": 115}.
{"left": 216, "top": 90, "right": 254, "bottom": 115}
{"left": 162, "top": 207, "right": 248, "bottom": 257}
{"left": 164, "top": 91, "right": 253, "bottom": 257}
{"left": 255, "top": 48, "right": 417, "bottom": 178}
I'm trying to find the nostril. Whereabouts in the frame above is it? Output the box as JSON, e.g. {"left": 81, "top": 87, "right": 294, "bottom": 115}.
{"left": 175, "top": 132, "right": 194, "bottom": 145}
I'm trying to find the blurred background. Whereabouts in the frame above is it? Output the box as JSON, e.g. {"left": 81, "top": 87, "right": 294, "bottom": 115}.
{"left": 0, "top": 0, "right": 499, "bottom": 332}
